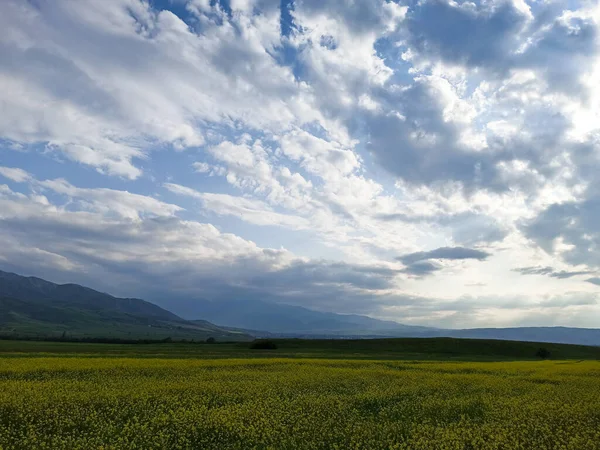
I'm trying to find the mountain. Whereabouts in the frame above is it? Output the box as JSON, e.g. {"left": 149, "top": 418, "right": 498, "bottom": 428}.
{"left": 0, "top": 270, "right": 249, "bottom": 341}
{"left": 2, "top": 269, "right": 599, "bottom": 346}
{"left": 159, "top": 297, "right": 437, "bottom": 336}
{"left": 163, "top": 297, "right": 600, "bottom": 346}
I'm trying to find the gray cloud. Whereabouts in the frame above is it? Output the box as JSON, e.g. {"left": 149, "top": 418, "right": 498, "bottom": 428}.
{"left": 377, "top": 211, "right": 508, "bottom": 245}
{"left": 1, "top": 0, "right": 599, "bottom": 330}
{"left": 586, "top": 278, "right": 600, "bottom": 287}
{"left": 398, "top": 246, "right": 491, "bottom": 265}
{"left": 0, "top": 185, "right": 408, "bottom": 315}
{"left": 537, "top": 296, "right": 598, "bottom": 308}
{"left": 406, "top": 0, "right": 526, "bottom": 73}
{"left": 401, "top": 261, "right": 441, "bottom": 277}
{"left": 294, "top": 0, "right": 395, "bottom": 35}
{"left": 1, "top": 189, "right": 598, "bottom": 326}
{"left": 363, "top": 81, "right": 502, "bottom": 190}
{"left": 514, "top": 266, "right": 595, "bottom": 279}
{"left": 404, "top": 0, "right": 598, "bottom": 94}
{"left": 0, "top": 0, "right": 305, "bottom": 178}
{"left": 524, "top": 196, "right": 600, "bottom": 269}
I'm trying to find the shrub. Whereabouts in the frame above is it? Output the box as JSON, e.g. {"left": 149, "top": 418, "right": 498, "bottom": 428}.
{"left": 536, "top": 347, "right": 551, "bottom": 359}
{"left": 250, "top": 339, "right": 278, "bottom": 350}
{"left": 206, "top": 337, "right": 216, "bottom": 344}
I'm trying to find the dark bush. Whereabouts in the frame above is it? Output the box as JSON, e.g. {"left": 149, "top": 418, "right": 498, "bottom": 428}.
{"left": 250, "top": 339, "right": 278, "bottom": 350}
{"left": 206, "top": 337, "right": 216, "bottom": 344}
{"left": 536, "top": 347, "right": 551, "bottom": 359}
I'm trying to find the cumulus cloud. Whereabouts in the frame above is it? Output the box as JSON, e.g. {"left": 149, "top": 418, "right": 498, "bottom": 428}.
{"left": 1, "top": 0, "right": 600, "bottom": 327}
{"left": 523, "top": 196, "right": 600, "bottom": 268}
{"left": 405, "top": 0, "right": 527, "bottom": 71}
{"left": 0, "top": 178, "right": 407, "bottom": 315}
{"left": 0, "top": 0, "right": 317, "bottom": 178}
{"left": 404, "top": 0, "right": 598, "bottom": 94}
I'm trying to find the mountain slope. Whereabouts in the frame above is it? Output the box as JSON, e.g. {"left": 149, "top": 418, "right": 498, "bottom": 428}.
{"left": 169, "top": 297, "right": 600, "bottom": 346}
{"left": 2, "top": 270, "right": 599, "bottom": 346}
{"left": 0, "top": 270, "right": 249, "bottom": 341}
{"left": 161, "top": 297, "right": 436, "bottom": 336}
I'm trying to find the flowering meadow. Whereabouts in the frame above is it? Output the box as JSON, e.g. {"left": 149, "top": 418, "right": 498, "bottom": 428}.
{"left": 1, "top": 355, "right": 600, "bottom": 449}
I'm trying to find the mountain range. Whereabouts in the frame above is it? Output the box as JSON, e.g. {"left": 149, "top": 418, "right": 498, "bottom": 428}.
{"left": 165, "top": 296, "right": 600, "bottom": 346}
{"left": 1, "top": 269, "right": 599, "bottom": 346}
{"left": 161, "top": 296, "right": 436, "bottom": 336}
{"left": 0, "top": 270, "right": 249, "bottom": 341}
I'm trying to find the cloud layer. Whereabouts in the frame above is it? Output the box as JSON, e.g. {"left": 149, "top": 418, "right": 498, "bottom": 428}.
{"left": 0, "top": 0, "right": 599, "bottom": 328}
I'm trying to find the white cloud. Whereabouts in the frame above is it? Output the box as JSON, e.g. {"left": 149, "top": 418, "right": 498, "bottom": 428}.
{"left": 0, "top": 166, "right": 32, "bottom": 183}
{"left": 39, "top": 178, "right": 183, "bottom": 220}
{"left": 164, "top": 183, "right": 311, "bottom": 230}
{"left": 0, "top": 168, "right": 182, "bottom": 220}
{"left": 0, "top": 0, "right": 322, "bottom": 178}
{"left": 0, "top": 0, "right": 599, "bottom": 327}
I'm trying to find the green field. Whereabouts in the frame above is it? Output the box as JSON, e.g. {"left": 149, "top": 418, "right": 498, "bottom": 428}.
{"left": 1, "top": 339, "right": 600, "bottom": 449}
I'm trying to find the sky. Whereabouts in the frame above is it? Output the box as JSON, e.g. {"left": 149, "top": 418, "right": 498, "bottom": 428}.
{"left": 0, "top": 0, "right": 600, "bottom": 328}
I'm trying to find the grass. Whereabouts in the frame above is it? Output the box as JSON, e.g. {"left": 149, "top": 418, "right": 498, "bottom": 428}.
{"left": 1, "top": 339, "right": 600, "bottom": 449}
{"left": 0, "top": 313, "right": 249, "bottom": 342}
{"left": 1, "top": 337, "right": 599, "bottom": 360}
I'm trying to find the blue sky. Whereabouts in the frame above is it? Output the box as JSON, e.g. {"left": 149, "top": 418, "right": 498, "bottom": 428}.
{"left": 1, "top": 0, "right": 600, "bottom": 328}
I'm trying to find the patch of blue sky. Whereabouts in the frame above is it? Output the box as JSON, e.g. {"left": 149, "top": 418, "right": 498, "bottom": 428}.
{"left": 0, "top": 141, "right": 119, "bottom": 188}
{"left": 280, "top": 0, "right": 296, "bottom": 37}
{"left": 374, "top": 38, "right": 415, "bottom": 85}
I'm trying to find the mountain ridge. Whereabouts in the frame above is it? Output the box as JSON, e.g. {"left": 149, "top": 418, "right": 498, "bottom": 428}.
{"left": 159, "top": 296, "right": 436, "bottom": 336}
{"left": 172, "top": 297, "right": 600, "bottom": 346}
{"left": 0, "top": 270, "right": 249, "bottom": 341}
{"left": 1, "top": 269, "right": 599, "bottom": 346}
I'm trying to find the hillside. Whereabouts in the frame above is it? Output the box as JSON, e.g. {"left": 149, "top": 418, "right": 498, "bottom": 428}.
{"left": 0, "top": 270, "right": 249, "bottom": 341}
{"left": 164, "top": 297, "right": 437, "bottom": 336}
{"left": 170, "top": 297, "right": 600, "bottom": 346}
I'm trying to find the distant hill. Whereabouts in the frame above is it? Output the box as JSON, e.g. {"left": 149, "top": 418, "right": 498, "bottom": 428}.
{"left": 2, "top": 269, "right": 599, "bottom": 346}
{"left": 0, "top": 270, "right": 249, "bottom": 341}
{"left": 164, "top": 297, "right": 436, "bottom": 336}
{"left": 171, "top": 297, "right": 600, "bottom": 346}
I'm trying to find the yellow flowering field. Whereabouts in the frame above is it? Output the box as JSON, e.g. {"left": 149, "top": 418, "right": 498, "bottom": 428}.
{"left": 1, "top": 357, "right": 600, "bottom": 449}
